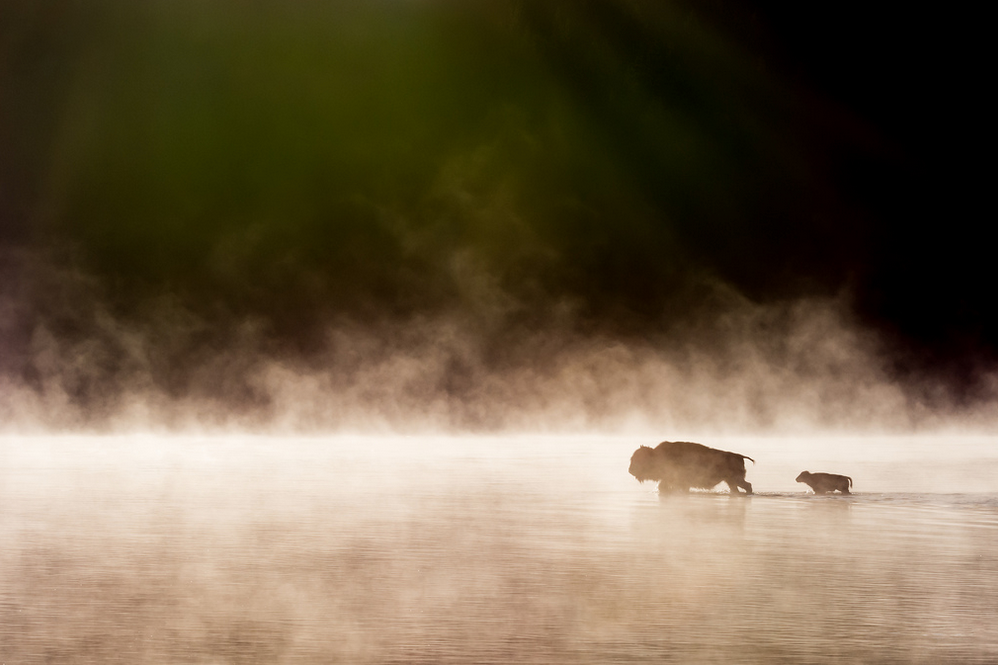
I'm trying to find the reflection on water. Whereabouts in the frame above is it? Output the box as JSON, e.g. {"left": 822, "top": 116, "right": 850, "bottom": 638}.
{"left": 2, "top": 435, "right": 997, "bottom": 664}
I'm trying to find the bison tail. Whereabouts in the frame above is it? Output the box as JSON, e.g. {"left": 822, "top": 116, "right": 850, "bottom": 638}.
{"left": 742, "top": 455, "right": 756, "bottom": 464}
{"left": 847, "top": 476, "right": 853, "bottom": 488}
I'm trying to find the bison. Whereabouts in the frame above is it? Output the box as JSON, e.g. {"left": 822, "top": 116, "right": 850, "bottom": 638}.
{"left": 795, "top": 471, "right": 852, "bottom": 495}
{"left": 628, "top": 441, "right": 755, "bottom": 495}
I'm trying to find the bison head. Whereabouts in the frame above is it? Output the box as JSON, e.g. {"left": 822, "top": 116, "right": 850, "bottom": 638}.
{"left": 628, "top": 446, "right": 660, "bottom": 482}
{"left": 795, "top": 471, "right": 810, "bottom": 483}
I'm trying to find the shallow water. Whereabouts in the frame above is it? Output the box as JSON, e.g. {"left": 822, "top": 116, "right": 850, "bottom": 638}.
{"left": 2, "top": 435, "right": 997, "bottom": 664}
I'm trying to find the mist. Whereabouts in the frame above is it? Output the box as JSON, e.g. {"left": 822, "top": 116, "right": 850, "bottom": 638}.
{"left": 4, "top": 251, "right": 991, "bottom": 435}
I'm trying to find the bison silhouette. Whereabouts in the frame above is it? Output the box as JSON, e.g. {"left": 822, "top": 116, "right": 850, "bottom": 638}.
{"left": 629, "top": 441, "right": 754, "bottom": 494}
{"left": 796, "top": 471, "right": 852, "bottom": 494}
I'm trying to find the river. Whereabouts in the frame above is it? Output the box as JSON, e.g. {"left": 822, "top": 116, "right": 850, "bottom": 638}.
{"left": 2, "top": 434, "right": 997, "bottom": 663}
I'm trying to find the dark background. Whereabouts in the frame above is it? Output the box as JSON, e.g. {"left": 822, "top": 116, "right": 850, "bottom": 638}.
{"left": 1, "top": 0, "right": 991, "bottom": 428}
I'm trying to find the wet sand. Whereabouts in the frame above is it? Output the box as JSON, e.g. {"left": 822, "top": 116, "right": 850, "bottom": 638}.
{"left": 2, "top": 435, "right": 997, "bottom": 663}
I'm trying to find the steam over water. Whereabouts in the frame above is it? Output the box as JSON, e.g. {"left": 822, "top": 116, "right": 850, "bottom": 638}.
{"left": 3, "top": 434, "right": 998, "bottom": 664}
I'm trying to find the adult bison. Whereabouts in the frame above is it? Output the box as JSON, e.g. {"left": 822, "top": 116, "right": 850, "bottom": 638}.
{"left": 628, "top": 441, "right": 755, "bottom": 494}
{"left": 796, "top": 471, "right": 852, "bottom": 495}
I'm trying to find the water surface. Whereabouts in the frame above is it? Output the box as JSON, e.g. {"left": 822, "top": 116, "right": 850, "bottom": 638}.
{"left": 2, "top": 435, "right": 997, "bottom": 663}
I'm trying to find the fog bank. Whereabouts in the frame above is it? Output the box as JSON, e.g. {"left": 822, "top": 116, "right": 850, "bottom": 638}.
{"left": 2, "top": 246, "right": 993, "bottom": 434}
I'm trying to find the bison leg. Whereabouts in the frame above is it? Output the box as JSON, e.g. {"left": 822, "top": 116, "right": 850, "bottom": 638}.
{"left": 727, "top": 479, "right": 753, "bottom": 495}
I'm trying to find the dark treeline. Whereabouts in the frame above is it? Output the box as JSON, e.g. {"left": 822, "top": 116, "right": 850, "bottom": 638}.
{"left": 1, "top": 0, "right": 991, "bottom": 424}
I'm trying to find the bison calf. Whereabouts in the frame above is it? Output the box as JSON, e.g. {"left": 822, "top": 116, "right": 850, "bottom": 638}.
{"left": 796, "top": 471, "right": 852, "bottom": 495}
{"left": 629, "top": 441, "right": 754, "bottom": 495}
